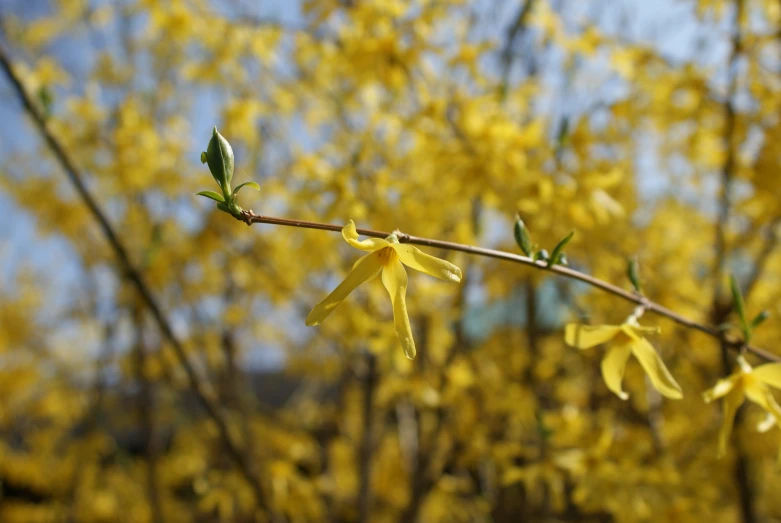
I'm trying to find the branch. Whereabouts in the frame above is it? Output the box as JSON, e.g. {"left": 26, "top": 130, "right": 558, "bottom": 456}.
{"left": 743, "top": 215, "right": 781, "bottom": 302}
{"left": 500, "top": 0, "right": 537, "bottom": 92}
{"left": 0, "top": 42, "right": 270, "bottom": 509}
{"left": 711, "top": 0, "right": 743, "bottom": 296}
{"left": 710, "top": 3, "right": 756, "bottom": 522}
{"left": 238, "top": 210, "right": 780, "bottom": 363}
{"left": 357, "top": 352, "right": 377, "bottom": 523}
{"left": 132, "top": 305, "right": 164, "bottom": 523}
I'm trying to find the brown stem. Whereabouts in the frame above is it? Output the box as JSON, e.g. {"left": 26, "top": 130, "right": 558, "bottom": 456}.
{"left": 357, "top": 352, "right": 377, "bottom": 523}
{"left": 499, "top": 0, "right": 537, "bottom": 94}
{"left": 711, "top": 2, "right": 755, "bottom": 521}
{"left": 525, "top": 277, "right": 539, "bottom": 358}
{"left": 734, "top": 447, "right": 756, "bottom": 523}
{"left": 743, "top": 216, "right": 781, "bottom": 302}
{"left": 0, "top": 42, "right": 270, "bottom": 509}
{"left": 238, "top": 210, "right": 779, "bottom": 363}
{"left": 132, "top": 306, "right": 164, "bottom": 523}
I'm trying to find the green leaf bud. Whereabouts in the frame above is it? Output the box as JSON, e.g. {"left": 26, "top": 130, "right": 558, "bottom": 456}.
{"left": 514, "top": 214, "right": 534, "bottom": 257}
{"left": 627, "top": 257, "right": 642, "bottom": 293}
{"left": 205, "top": 127, "right": 234, "bottom": 195}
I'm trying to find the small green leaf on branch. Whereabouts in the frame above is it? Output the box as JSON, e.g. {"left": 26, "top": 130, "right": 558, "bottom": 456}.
{"left": 548, "top": 230, "right": 574, "bottom": 267}
{"left": 234, "top": 181, "right": 261, "bottom": 194}
{"left": 196, "top": 190, "right": 226, "bottom": 203}
{"left": 514, "top": 214, "right": 534, "bottom": 257}
{"left": 627, "top": 256, "right": 642, "bottom": 293}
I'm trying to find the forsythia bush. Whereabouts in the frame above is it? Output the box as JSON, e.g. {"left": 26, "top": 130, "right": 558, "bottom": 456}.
{"left": 3, "top": 0, "right": 781, "bottom": 522}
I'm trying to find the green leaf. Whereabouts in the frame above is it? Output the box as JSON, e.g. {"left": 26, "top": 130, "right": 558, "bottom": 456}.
{"left": 196, "top": 190, "right": 225, "bottom": 203}
{"left": 751, "top": 310, "right": 770, "bottom": 330}
{"left": 730, "top": 274, "right": 749, "bottom": 340}
{"left": 234, "top": 181, "right": 260, "bottom": 194}
{"left": 514, "top": 215, "right": 533, "bottom": 257}
{"left": 548, "top": 230, "right": 574, "bottom": 267}
{"left": 627, "top": 257, "right": 642, "bottom": 293}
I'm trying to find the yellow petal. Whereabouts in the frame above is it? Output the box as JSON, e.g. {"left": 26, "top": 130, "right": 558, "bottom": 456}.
{"left": 381, "top": 260, "right": 416, "bottom": 360}
{"left": 751, "top": 363, "right": 781, "bottom": 390}
{"left": 703, "top": 374, "right": 741, "bottom": 403}
{"left": 745, "top": 381, "right": 781, "bottom": 423}
{"left": 629, "top": 337, "right": 683, "bottom": 399}
{"left": 352, "top": 254, "right": 383, "bottom": 274}
{"left": 564, "top": 324, "right": 621, "bottom": 349}
{"left": 601, "top": 344, "right": 632, "bottom": 400}
{"left": 717, "top": 388, "right": 744, "bottom": 458}
{"left": 342, "top": 219, "right": 390, "bottom": 251}
{"left": 392, "top": 244, "right": 462, "bottom": 282}
{"left": 306, "top": 252, "right": 383, "bottom": 326}
{"left": 625, "top": 324, "right": 661, "bottom": 337}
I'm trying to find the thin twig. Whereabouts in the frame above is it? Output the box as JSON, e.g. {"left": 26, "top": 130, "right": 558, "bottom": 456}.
{"left": 743, "top": 216, "right": 781, "bottom": 302}
{"left": 0, "top": 42, "right": 270, "bottom": 509}
{"left": 357, "top": 352, "right": 377, "bottom": 523}
{"left": 711, "top": 0, "right": 743, "bottom": 298}
{"left": 239, "top": 210, "right": 779, "bottom": 363}
{"left": 711, "top": 3, "right": 756, "bottom": 522}
{"left": 132, "top": 305, "right": 164, "bottom": 523}
{"left": 499, "top": 0, "right": 537, "bottom": 94}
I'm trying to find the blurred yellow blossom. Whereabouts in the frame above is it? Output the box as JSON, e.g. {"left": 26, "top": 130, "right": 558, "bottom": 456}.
{"left": 5, "top": 0, "right": 781, "bottom": 520}
{"left": 703, "top": 356, "right": 781, "bottom": 457}
{"left": 565, "top": 320, "right": 683, "bottom": 400}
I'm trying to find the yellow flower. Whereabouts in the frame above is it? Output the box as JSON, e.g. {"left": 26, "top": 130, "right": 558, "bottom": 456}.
{"left": 703, "top": 356, "right": 781, "bottom": 457}
{"left": 564, "top": 321, "right": 682, "bottom": 400}
{"left": 306, "top": 220, "right": 462, "bottom": 359}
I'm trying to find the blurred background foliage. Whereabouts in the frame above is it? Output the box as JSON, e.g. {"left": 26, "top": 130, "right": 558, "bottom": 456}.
{"left": 2, "top": 0, "right": 781, "bottom": 521}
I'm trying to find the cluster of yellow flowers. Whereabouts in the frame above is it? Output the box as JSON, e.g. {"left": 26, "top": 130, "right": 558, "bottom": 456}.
{"left": 564, "top": 318, "right": 781, "bottom": 459}
{"left": 11, "top": 0, "right": 781, "bottom": 518}
{"left": 308, "top": 220, "right": 781, "bottom": 461}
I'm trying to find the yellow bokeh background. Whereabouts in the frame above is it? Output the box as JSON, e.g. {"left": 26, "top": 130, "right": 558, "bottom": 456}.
{"left": 1, "top": 0, "right": 781, "bottom": 521}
